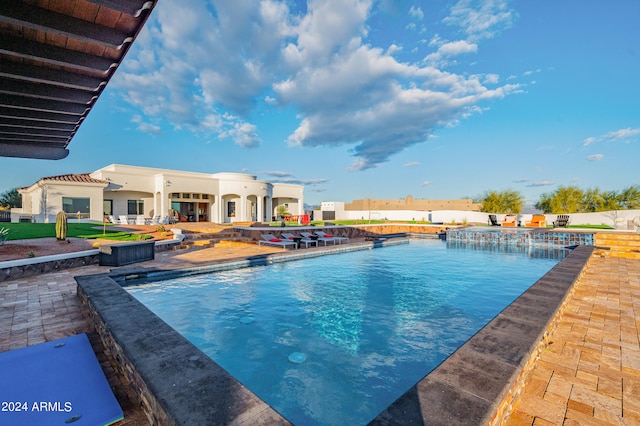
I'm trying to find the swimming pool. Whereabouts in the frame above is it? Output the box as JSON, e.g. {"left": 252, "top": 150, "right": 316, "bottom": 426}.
{"left": 126, "top": 240, "right": 566, "bottom": 425}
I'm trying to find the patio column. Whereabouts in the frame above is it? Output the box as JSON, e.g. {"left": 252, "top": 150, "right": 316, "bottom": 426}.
{"left": 257, "top": 196, "right": 263, "bottom": 223}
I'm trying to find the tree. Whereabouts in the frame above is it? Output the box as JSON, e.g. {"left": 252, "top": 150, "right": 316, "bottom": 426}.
{"left": 548, "top": 185, "right": 583, "bottom": 214}
{"left": 480, "top": 190, "right": 524, "bottom": 214}
{"left": 602, "top": 190, "right": 621, "bottom": 211}
{"left": 276, "top": 204, "right": 289, "bottom": 219}
{"left": 580, "top": 188, "right": 605, "bottom": 212}
{"left": 535, "top": 192, "right": 553, "bottom": 214}
{"left": 480, "top": 191, "right": 501, "bottom": 213}
{"left": 617, "top": 185, "right": 640, "bottom": 209}
{"left": 0, "top": 188, "right": 21, "bottom": 209}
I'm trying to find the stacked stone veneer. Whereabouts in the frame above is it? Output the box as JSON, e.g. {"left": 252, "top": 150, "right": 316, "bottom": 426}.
{"left": 76, "top": 271, "right": 290, "bottom": 425}
{"left": 487, "top": 246, "right": 596, "bottom": 424}
{"left": 0, "top": 252, "right": 99, "bottom": 283}
{"left": 0, "top": 241, "right": 180, "bottom": 283}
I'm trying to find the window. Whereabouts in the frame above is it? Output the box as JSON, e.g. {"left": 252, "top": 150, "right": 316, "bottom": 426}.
{"left": 227, "top": 201, "right": 236, "bottom": 217}
{"left": 127, "top": 200, "right": 144, "bottom": 215}
{"left": 63, "top": 197, "right": 90, "bottom": 217}
{"left": 103, "top": 200, "right": 113, "bottom": 215}
{"left": 202, "top": 194, "right": 209, "bottom": 199}
{"left": 170, "top": 193, "right": 180, "bottom": 199}
{"left": 182, "top": 193, "right": 191, "bottom": 199}
{"left": 192, "top": 193, "right": 200, "bottom": 199}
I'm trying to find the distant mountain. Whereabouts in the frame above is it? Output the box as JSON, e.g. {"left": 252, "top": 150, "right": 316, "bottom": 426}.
{"left": 521, "top": 204, "right": 542, "bottom": 214}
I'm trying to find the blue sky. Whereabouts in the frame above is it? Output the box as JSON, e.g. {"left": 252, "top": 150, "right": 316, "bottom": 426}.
{"left": 2, "top": 0, "right": 639, "bottom": 206}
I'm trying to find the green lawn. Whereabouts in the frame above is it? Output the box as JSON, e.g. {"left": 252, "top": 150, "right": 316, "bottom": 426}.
{"left": 0, "top": 222, "right": 152, "bottom": 241}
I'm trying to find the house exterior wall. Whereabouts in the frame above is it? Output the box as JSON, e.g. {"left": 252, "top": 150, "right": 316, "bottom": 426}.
{"left": 18, "top": 182, "right": 105, "bottom": 223}
{"left": 14, "top": 164, "right": 304, "bottom": 224}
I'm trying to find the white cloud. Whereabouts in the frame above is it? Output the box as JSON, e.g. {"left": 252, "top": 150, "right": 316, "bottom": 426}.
{"left": 136, "top": 122, "right": 163, "bottom": 135}
{"left": 262, "top": 170, "right": 293, "bottom": 178}
{"left": 409, "top": 6, "right": 424, "bottom": 20}
{"left": 586, "top": 154, "right": 604, "bottom": 161}
{"left": 421, "top": 181, "right": 432, "bottom": 186}
{"left": 526, "top": 180, "right": 554, "bottom": 187}
{"left": 113, "top": 0, "right": 522, "bottom": 170}
{"left": 403, "top": 161, "right": 421, "bottom": 167}
{"left": 443, "top": 0, "right": 517, "bottom": 42}
{"left": 583, "top": 127, "right": 640, "bottom": 146}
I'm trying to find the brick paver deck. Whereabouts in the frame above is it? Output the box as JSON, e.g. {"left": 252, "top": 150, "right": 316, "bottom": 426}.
{"left": 1, "top": 242, "right": 638, "bottom": 425}
{"left": 502, "top": 255, "right": 640, "bottom": 425}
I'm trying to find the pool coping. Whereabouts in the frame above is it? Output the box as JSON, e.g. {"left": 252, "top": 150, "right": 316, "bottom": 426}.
{"left": 75, "top": 239, "right": 594, "bottom": 425}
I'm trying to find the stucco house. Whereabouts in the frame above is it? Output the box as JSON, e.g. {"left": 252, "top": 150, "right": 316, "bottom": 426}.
{"left": 14, "top": 164, "right": 304, "bottom": 224}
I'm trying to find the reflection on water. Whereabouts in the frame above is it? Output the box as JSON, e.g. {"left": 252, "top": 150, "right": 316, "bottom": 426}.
{"left": 127, "top": 239, "right": 564, "bottom": 425}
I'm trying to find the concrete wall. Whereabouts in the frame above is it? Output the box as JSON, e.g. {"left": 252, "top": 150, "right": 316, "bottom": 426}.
{"left": 327, "top": 207, "right": 640, "bottom": 229}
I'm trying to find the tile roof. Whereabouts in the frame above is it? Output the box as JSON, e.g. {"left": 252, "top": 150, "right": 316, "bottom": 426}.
{"left": 40, "top": 173, "right": 108, "bottom": 184}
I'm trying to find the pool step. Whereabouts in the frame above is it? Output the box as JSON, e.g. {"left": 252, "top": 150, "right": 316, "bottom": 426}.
{"left": 594, "top": 232, "right": 640, "bottom": 259}
{"left": 172, "top": 229, "right": 252, "bottom": 251}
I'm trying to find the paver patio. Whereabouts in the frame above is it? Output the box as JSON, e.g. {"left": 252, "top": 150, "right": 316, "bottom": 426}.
{"left": 1, "top": 241, "right": 638, "bottom": 425}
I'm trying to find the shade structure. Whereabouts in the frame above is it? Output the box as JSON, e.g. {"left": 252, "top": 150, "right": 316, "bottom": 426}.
{"left": 0, "top": 0, "right": 158, "bottom": 159}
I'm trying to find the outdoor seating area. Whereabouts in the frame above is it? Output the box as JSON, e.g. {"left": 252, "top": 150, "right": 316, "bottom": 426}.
{"left": 282, "top": 232, "right": 318, "bottom": 248}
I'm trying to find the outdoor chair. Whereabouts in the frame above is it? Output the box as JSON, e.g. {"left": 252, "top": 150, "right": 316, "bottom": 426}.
{"left": 282, "top": 232, "right": 318, "bottom": 248}
{"left": 258, "top": 234, "right": 297, "bottom": 250}
{"left": 314, "top": 231, "right": 349, "bottom": 244}
{"left": 501, "top": 215, "right": 517, "bottom": 227}
{"left": 553, "top": 215, "right": 570, "bottom": 228}
{"left": 488, "top": 214, "right": 500, "bottom": 226}
{"left": 525, "top": 215, "right": 547, "bottom": 227}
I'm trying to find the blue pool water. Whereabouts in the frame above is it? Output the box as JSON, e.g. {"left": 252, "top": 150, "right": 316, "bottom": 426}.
{"left": 126, "top": 240, "right": 566, "bottom": 425}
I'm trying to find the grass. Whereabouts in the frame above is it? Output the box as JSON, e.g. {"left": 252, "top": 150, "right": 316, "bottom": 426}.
{"left": 566, "top": 224, "right": 614, "bottom": 230}
{"left": 0, "top": 222, "right": 152, "bottom": 241}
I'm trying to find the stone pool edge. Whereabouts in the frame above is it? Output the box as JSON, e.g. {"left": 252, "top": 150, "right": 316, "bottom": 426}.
{"left": 369, "top": 244, "right": 595, "bottom": 425}
{"left": 75, "top": 239, "right": 593, "bottom": 425}
{"left": 76, "top": 238, "right": 408, "bottom": 425}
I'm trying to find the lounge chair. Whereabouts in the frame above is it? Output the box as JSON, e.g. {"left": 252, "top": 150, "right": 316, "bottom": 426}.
{"left": 314, "top": 231, "right": 349, "bottom": 245}
{"left": 135, "top": 215, "right": 147, "bottom": 225}
{"left": 108, "top": 215, "right": 118, "bottom": 224}
{"left": 149, "top": 215, "right": 161, "bottom": 225}
{"left": 502, "top": 215, "right": 517, "bottom": 227}
{"left": 301, "top": 231, "right": 334, "bottom": 246}
{"left": 553, "top": 215, "right": 570, "bottom": 228}
{"left": 258, "top": 234, "right": 297, "bottom": 250}
{"left": 118, "top": 215, "right": 131, "bottom": 225}
{"left": 488, "top": 214, "right": 500, "bottom": 226}
{"left": 282, "top": 232, "right": 318, "bottom": 248}
{"left": 525, "top": 215, "right": 546, "bottom": 228}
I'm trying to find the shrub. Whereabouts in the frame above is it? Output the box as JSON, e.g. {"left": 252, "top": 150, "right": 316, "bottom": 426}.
{"left": 0, "top": 227, "right": 8, "bottom": 245}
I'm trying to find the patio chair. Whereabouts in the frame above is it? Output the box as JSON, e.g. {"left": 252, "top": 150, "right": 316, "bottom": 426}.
{"left": 525, "top": 215, "right": 546, "bottom": 228}
{"left": 502, "top": 215, "right": 517, "bottom": 227}
{"left": 553, "top": 215, "right": 570, "bottom": 228}
{"left": 315, "top": 230, "right": 349, "bottom": 244}
{"left": 108, "top": 215, "right": 118, "bottom": 224}
{"left": 488, "top": 214, "right": 500, "bottom": 226}
{"left": 135, "top": 215, "right": 146, "bottom": 225}
{"left": 300, "top": 231, "right": 334, "bottom": 246}
{"left": 118, "top": 215, "right": 131, "bottom": 225}
{"left": 258, "top": 234, "right": 297, "bottom": 250}
{"left": 282, "top": 232, "right": 318, "bottom": 248}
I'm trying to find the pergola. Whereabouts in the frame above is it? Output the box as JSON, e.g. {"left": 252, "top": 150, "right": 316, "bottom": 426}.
{"left": 0, "top": 0, "right": 158, "bottom": 160}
